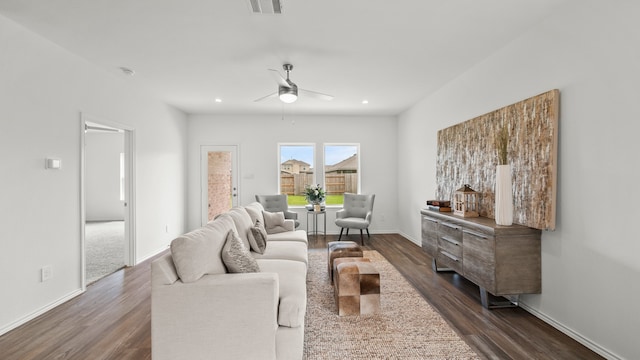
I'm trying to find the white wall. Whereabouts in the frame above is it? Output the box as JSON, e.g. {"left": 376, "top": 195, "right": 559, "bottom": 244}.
{"left": 187, "top": 114, "right": 397, "bottom": 235}
{"left": 397, "top": 1, "right": 640, "bottom": 359}
{"left": 0, "top": 14, "right": 187, "bottom": 335}
{"left": 85, "top": 132, "right": 124, "bottom": 221}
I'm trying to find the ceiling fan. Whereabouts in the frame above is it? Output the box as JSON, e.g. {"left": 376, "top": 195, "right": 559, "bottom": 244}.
{"left": 254, "top": 64, "right": 334, "bottom": 103}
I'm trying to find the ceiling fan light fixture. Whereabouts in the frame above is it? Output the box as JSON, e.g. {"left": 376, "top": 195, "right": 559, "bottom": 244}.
{"left": 279, "top": 84, "right": 298, "bottom": 103}
{"left": 279, "top": 93, "right": 297, "bottom": 103}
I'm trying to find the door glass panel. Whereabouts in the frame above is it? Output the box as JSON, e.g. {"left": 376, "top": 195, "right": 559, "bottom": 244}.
{"left": 207, "top": 151, "right": 233, "bottom": 221}
{"left": 201, "top": 145, "right": 238, "bottom": 226}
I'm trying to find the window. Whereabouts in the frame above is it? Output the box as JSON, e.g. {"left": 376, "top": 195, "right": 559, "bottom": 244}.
{"left": 279, "top": 144, "right": 315, "bottom": 206}
{"left": 324, "top": 144, "right": 360, "bottom": 206}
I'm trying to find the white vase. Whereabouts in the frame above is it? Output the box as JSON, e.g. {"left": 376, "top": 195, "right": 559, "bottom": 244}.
{"left": 495, "top": 164, "right": 513, "bottom": 226}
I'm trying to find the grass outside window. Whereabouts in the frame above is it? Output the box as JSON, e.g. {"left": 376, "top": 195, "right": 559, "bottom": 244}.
{"left": 288, "top": 195, "right": 344, "bottom": 206}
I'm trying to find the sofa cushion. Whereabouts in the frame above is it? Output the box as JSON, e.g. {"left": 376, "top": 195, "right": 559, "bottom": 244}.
{"left": 256, "top": 259, "right": 307, "bottom": 328}
{"left": 244, "top": 202, "right": 265, "bottom": 225}
{"left": 251, "top": 240, "right": 308, "bottom": 266}
{"left": 169, "top": 216, "right": 235, "bottom": 283}
{"left": 249, "top": 219, "right": 268, "bottom": 254}
{"left": 222, "top": 229, "right": 261, "bottom": 273}
{"left": 267, "top": 229, "right": 308, "bottom": 245}
{"left": 263, "top": 211, "right": 288, "bottom": 234}
{"left": 223, "top": 207, "right": 255, "bottom": 250}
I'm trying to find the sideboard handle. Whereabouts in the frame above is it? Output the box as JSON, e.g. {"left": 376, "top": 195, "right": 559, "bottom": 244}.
{"left": 441, "top": 236, "right": 460, "bottom": 246}
{"left": 441, "top": 222, "right": 460, "bottom": 230}
{"left": 423, "top": 216, "right": 438, "bottom": 223}
{"left": 463, "top": 229, "right": 489, "bottom": 239}
{"left": 440, "top": 251, "right": 460, "bottom": 262}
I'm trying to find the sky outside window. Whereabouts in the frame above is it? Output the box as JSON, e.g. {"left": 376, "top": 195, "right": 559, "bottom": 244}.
{"left": 280, "top": 145, "right": 314, "bottom": 166}
{"left": 324, "top": 145, "right": 357, "bottom": 165}
{"left": 280, "top": 145, "right": 358, "bottom": 166}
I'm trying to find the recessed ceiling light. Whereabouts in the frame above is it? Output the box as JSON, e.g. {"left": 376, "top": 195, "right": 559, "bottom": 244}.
{"left": 362, "top": 100, "right": 369, "bottom": 104}
{"left": 215, "top": 98, "right": 222, "bottom": 103}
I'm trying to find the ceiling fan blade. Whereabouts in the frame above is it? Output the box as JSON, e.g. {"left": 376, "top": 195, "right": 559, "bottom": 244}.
{"left": 299, "top": 88, "right": 334, "bottom": 101}
{"left": 268, "top": 69, "right": 291, "bottom": 88}
{"left": 254, "top": 92, "right": 278, "bottom": 102}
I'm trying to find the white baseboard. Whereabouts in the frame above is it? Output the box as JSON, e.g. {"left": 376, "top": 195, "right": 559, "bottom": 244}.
{"left": 136, "top": 245, "right": 170, "bottom": 264}
{"left": 398, "top": 231, "right": 420, "bottom": 246}
{"left": 0, "top": 288, "right": 84, "bottom": 337}
{"left": 519, "top": 302, "right": 621, "bottom": 360}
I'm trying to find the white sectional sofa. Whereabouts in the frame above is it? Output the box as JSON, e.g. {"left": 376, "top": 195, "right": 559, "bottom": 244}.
{"left": 151, "top": 202, "right": 308, "bottom": 360}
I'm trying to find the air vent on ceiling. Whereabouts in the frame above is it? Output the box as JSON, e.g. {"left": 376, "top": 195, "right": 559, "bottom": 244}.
{"left": 247, "top": 0, "right": 282, "bottom": 14}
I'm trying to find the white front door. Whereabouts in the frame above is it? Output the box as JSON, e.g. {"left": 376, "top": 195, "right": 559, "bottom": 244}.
{"left": 201, "top": 145, "right": 239, "bottom": 226}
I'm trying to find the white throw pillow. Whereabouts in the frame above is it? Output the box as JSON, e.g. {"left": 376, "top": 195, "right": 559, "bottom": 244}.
{"left": 262, "top": 211, "right": 288, "bottom": 234}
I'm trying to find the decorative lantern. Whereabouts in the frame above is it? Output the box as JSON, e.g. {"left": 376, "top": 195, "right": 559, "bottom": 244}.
{"left": 453, "top": 184, "right": 479, "bottom": 217}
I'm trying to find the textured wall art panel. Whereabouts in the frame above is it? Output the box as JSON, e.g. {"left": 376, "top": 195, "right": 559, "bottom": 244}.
{"left": 435, "top": 89, "right": 559, "bottom": 230}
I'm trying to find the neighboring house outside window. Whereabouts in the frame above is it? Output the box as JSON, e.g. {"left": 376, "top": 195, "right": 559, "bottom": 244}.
{"left": 324, "top": 144, "right": 360, "bottom": 206}
{"left": 279, "top": 144, "right": 315, "bottom": 206}
{"left": 278, "top": 143, "right": 361, "bottom": 206}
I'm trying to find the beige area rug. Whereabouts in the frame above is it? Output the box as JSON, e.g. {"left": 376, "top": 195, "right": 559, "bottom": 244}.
{"left": 303, "top": 250, "right": 480, "bottom": 360}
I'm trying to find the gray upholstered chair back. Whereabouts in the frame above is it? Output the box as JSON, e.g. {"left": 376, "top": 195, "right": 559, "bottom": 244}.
{"left": 255, "top": 194, "right": 288, "bottom": 212}
{"left": 255, "top": 194, "right": 300, "bottom": 228}
{"left": 342, "top": 193, "right": 375, "bottom": 219}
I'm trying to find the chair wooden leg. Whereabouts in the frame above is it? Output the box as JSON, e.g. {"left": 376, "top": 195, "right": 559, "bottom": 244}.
{"left": 359, "top": 229, "right": 364, "bottom": 246}
{"left": 366, "top": 228, "right": 370, "bottom": 238}
{"left": 338, "top": 228, "right": 344, "bottom": 241}
{"left": 346, "top": 228, "right": 350, "bottom": 236}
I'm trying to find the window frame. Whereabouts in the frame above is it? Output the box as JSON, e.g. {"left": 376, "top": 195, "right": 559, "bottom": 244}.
{"left": 278, "top": 143, "right": 316, "bottom": 207}
{"left": 323, "top": 143, "right": 361, "bottom": 207}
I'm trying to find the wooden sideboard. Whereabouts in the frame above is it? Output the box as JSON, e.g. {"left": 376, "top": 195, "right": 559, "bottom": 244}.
{"left": 420, "top": 209, "right": 541, "bottom": 308}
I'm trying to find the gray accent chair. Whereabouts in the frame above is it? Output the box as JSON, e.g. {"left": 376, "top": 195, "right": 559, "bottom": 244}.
{"left": 255, "top": 194, "right": 300, "bottom": 228}
{"left": 335, "top": 193, "right": 375, "bottom": 245}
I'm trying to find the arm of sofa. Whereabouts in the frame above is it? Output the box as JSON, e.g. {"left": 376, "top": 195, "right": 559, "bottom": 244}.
{"left": 152, "top": 272, "right": 280, "bottom": 360}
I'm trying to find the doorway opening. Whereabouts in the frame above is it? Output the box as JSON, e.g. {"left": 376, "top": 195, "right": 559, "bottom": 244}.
{"left": 80, "top": 114, "right": 136, "bottom": 288}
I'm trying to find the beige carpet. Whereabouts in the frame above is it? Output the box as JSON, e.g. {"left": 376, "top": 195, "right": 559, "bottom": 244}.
{"left": 303, "top": 250, "right": 480, "bottom": 360}
{"left": 85, "top": 221, "right": 125, "bottom": 284}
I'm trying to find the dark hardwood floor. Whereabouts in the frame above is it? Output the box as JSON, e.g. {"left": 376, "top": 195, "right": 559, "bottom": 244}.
{"left": 0, "top": 234, "right": 603, "bottom": 360}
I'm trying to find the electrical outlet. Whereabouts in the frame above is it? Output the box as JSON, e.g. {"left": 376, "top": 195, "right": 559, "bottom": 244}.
{"left": 165, "top": 225, "right": 169, "bottom": 233}
{"left": 41, "top": 266, "right": 52, "bottom": 282}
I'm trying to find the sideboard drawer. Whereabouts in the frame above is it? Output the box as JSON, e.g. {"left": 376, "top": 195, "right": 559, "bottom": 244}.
{"left": 438, "top": 233, "right": 462, "bottom": 258}
{"left": 437, "top": 249, "right": 463, "bottom": 273}
{"left": 438, "top": 221, "right": 462, "bottom": 242}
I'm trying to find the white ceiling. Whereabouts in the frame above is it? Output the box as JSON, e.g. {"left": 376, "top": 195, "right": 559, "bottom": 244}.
{"left": 0, "top": 0, "right": 573, "bottom": 116}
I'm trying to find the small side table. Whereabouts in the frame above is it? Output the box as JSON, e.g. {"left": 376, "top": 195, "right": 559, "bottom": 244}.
{"left": 306, "top": 210, "right": 326, "bottom": 236}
